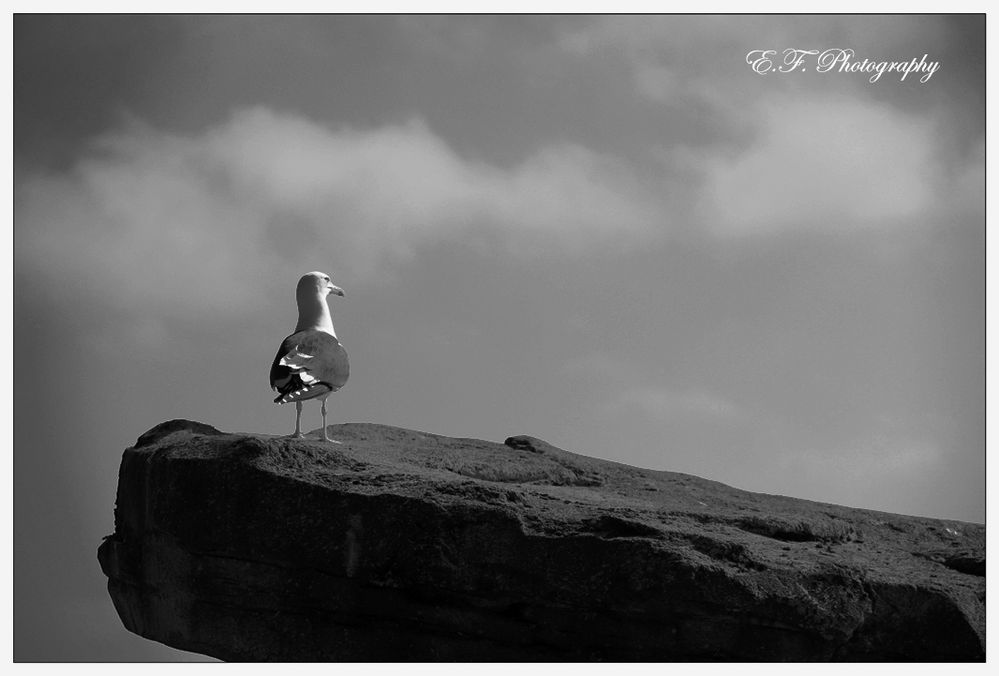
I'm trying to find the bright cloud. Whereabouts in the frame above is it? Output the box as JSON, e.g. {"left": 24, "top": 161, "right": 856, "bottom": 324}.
{"left": 696, "top": 96, "right": 940, "bottom": 236}
{"left": 554, "top": 15, "right": 979, "bottom": 239}
{"left": 15, "top": 107, "right": 662, "bottom": 318}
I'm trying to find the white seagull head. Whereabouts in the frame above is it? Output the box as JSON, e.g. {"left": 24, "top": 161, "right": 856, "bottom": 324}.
{"left": 297, "top": 271, "right": 345, "bottom": 299}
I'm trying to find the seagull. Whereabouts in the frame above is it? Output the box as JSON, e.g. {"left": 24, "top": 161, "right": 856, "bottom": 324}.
{"left": 270, "top": 271, "right": 350, "bottom": 442}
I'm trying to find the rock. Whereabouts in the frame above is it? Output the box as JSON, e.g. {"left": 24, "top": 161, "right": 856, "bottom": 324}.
{"left": 98, "top": 420, "right": 985, "bottom": 662}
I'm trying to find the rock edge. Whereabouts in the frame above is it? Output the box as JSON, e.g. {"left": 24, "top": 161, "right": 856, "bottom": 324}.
{"left": 98, "top": 419, "right": 985, "bottom": 661}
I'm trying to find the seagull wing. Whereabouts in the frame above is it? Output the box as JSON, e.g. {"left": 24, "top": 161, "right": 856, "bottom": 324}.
{"left": 270, "top": 330, "right": 350, "bottom": 404}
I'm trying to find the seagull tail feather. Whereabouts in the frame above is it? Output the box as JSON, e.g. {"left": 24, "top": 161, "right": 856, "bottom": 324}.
{"left": 275, "top": 382, "right": 333, "bottom": 404}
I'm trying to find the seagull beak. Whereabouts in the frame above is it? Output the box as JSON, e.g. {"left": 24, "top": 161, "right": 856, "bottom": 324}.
{"left": 329, "top": 284, "right": 345, "bottom": 297}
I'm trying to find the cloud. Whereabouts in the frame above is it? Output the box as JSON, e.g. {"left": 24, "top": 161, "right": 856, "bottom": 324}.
{"left": 563, "top": 353, "right": 759, "bottom": 431}
{"left": 15, "top": 107, "right": 662, "bottom": 319}
{"left": 557, "top": 15, "right": 947, "bottom": 109}
{"left": 607, "top": 385, "right": 749, "bottom": 425}
{"left": 778, "top": 435, "right": 943, "bottom": 485}
{"left": 694, "top": 95, "right": 941, "bottom": 236}
{"left": 555, "top": 16, "right": 981, "bottom": 239}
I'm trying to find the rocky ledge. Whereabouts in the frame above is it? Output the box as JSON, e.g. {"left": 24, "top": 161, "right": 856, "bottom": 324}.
{"left": 98, "top": 420, "right": 985, "bottom": 661}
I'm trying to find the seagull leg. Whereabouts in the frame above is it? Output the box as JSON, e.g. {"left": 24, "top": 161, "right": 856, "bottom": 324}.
{"left": 292, "top": 401, "right": 304, "bottom": 439}
{"left": 321, "top": 395, "right": 341, "bottom": 444}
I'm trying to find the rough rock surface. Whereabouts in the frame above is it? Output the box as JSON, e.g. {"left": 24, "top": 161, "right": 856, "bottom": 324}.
{"left": 98, "top": 420, "right": 985, "bottom": 662}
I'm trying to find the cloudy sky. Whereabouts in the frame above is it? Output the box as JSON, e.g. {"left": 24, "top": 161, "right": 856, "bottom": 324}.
{"left": 13, "top": 14, "right": 984, "bottom": 661}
